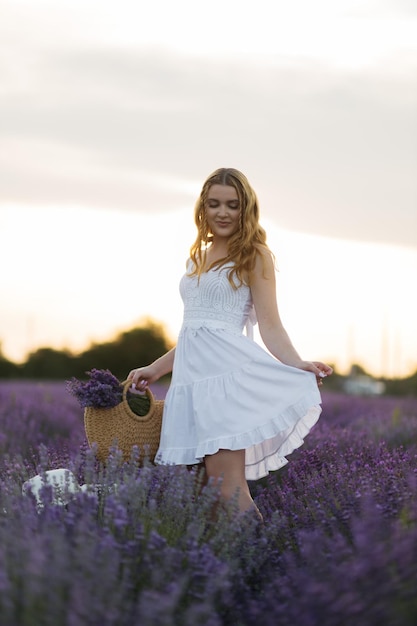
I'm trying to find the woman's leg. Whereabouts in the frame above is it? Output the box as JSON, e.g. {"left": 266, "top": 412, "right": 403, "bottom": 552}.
{"left": 186, "top": 461, "right": 208, "bottom": 494}
{"left": 204, "top": 449, "right": 262, "bottom": 521}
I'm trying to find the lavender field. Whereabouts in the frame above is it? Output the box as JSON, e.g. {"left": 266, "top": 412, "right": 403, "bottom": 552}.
{"left": 1, "top": 381, "right": 417, "bottom": 625}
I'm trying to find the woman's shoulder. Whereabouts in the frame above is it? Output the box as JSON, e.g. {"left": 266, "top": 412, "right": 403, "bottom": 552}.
{"left": 251, "top": 245, "right": 276, "bottom": 281}
{"left": 254, "top": 244, "right": 275, "bottom": 266}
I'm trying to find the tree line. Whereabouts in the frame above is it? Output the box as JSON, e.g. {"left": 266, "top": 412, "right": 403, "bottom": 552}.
{"left": 0, "top": 319, "right": 416, "bottom": 395}
{"left": 0, "top": 320, "right": 173, "bottom": 383}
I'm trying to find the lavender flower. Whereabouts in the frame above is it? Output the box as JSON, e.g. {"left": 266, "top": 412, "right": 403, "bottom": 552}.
{"left": 66, "top": 369, "right": 122, "bottom": 409}
{"left": 1, "top": 383, "right": 417, "bottom": 624}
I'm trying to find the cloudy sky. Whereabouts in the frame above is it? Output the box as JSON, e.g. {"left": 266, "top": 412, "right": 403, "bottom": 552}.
{"left": 1, "top": 0, "right": 416, "bottom": 378}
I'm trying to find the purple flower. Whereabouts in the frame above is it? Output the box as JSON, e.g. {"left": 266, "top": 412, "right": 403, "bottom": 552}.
{"left": 66, "top": 369, "right": 123, "bottom": 409}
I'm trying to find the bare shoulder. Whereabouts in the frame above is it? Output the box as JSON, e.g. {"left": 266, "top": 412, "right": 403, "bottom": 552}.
{"left": 252, "top": 246, "right": 276, "bottom": 281}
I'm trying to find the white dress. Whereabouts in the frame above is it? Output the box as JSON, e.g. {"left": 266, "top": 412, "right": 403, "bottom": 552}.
{"left": 155, "top": 261, "right": 322, "bottom": 480}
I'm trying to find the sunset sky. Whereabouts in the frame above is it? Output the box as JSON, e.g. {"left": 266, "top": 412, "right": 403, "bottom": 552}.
{"left": 1, "top": 0, "right": 416, "bottom": 378}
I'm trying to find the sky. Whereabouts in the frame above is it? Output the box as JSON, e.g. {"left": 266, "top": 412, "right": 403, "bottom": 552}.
{"left": 0, "top": 0, "right": 416, "bottom": 378}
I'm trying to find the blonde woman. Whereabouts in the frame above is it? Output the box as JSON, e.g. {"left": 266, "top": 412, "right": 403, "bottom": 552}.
{"left": 128, "top": 168, "right": 332, "bottom": 520}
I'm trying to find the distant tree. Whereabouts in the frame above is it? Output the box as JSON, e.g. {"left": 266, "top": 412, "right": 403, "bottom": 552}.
{"left": 21, "top": 348, "right": 75, "bottom": 379}
{"left": 383, "top": 369, "right": 417, "bottom": 396}
{"left": 72, "top": 319, "right": 174, "bottom": 381}
{"left": 0, "top": 344, "right": 20, "bottom": 378}
{"left": 0, "top": 319, "right": 174, "bottom": 381}
{"left": 348, "top": 363, "right": 370, "bottom": 377}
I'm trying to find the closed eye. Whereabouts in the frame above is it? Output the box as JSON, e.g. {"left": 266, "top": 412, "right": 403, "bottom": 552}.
{"left": 207, "top": 201, "right": 239, "bottom": 209}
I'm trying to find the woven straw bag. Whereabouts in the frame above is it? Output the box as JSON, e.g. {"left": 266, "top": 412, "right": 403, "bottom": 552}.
{"left": 84, "top": 380, "right": 164, "bottom": 464}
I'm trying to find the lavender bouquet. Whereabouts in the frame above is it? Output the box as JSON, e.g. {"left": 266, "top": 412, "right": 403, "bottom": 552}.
{"left": 66, "top": 368, "right": 150, "bottom": 416}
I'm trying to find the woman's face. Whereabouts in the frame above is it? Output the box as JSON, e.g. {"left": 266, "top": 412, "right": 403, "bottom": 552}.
{"left": 205, "top": 184, "right": 240, "bottom": 242}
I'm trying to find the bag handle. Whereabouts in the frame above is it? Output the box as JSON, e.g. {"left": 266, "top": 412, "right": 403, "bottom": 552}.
{"left": 120, "top": 379, "right": 156, "bottom": 422}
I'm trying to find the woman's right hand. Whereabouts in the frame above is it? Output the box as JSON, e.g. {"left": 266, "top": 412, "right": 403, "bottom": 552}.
{"left": 127, "top": 365, "right": 159, "bottom": 391}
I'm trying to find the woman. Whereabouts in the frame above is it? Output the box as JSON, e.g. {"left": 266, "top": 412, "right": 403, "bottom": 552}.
{"left": 128, "top": 168, "right": 332, "bottom": 519}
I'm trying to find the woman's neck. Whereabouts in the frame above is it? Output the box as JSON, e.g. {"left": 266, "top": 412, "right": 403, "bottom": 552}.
{"left": 205, "top": 242, "right": 229, "bottom": 264}
{"left": 209, "top": 240, "right": 229, "bottom": 256}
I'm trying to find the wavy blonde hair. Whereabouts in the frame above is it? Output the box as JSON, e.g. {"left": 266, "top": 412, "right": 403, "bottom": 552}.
{"left": 189, "top": 168, "right": 272, "bottom": 287}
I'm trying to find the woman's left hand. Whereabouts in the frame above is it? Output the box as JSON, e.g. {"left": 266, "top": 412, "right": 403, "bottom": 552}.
{"left": 299, "top": 361, "right": 333, "bottom": 386}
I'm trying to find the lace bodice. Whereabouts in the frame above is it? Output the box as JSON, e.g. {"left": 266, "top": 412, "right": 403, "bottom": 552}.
{"left": 179, "top": 262, "right": 256, "bottom": 335}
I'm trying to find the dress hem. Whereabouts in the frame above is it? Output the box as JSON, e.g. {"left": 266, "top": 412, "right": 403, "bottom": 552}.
{"left": 155, "top": 400, "right": 321, "bottom": 480}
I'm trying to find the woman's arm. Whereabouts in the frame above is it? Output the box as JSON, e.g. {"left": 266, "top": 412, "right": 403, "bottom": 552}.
{"left": 127, "top": 347, "right": 176, "bottom": 390}
{"left": 250, "top": 250, "right": 332, "bottom": 378}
